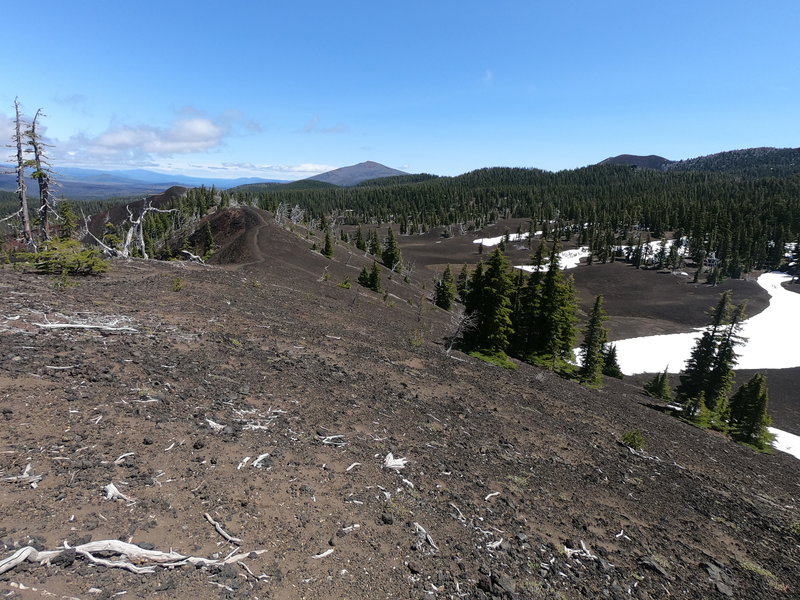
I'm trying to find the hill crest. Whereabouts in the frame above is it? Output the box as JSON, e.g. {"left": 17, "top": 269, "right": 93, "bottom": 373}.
{"left": 307, "top": 161, "right": 408, "bottom": 186}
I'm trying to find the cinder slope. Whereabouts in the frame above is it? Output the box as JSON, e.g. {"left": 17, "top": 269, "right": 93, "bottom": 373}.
{"left": 0, "top": 214, "right": 797, "bottom": 599}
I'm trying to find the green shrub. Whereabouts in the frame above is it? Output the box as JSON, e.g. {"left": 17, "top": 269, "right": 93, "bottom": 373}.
{"left": 620, "top": 429, "right": 646, "bottom": 450}
{"left": 21, "top": 240, "right": 108, "bottom": 276}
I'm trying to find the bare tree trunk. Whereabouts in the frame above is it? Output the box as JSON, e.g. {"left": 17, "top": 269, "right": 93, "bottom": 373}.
{"left": 30, "top": 109, "right": 55, "bottom": 240}
{"left": 13, "top": 99, "right": 33, "bottom": 246}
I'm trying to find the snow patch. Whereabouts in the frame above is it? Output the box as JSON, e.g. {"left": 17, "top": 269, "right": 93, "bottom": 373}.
{"left": 613, "top": 272, "right": 800, "bottom": 375}
{"left": 473, "top": 232, "right": 541, "bottom": 247}
{"left": 768, "top": 428, "right": 800, "bottom": 460}
{"left": 514, "top": 246, "right": 590, "bottom": 273}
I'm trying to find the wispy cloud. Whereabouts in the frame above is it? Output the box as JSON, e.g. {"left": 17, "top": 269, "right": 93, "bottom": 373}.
{"left": 483, "top": 68, "right": 494, "bottom": 85}
{"left": 221, "top": 161, "right": 337, "bottom": 175}
{"left": 49, "top": 107, "right": 262, "bottom": 167}
{"left": 302, "top": 115, "right": 348, "bottom": 134}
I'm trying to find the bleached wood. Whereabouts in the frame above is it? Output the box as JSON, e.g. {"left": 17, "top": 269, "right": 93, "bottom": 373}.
{"left": 204, "top": 512, "right": 243, "bottom": 544}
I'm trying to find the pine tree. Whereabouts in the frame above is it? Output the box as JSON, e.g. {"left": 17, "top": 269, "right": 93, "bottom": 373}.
{"left": 462, "top": 261, "right": 485, "bottom": 348}
{"left": 729, "top": 374, "right": 773, "bottom": 449}
{"left": 58, "top": 201, "right": 78, "bottom": 239}
{"left": 433, "top": 264, "right": 456, "bottom": 310}
{"left": 456, "top": 264, "right": 469, "bottom": 303}
{"left": 644, "top": 368, "right": 672, "bottom": 401}
{"left": 368, "top": 261, "right": 382, "bottom": 292}
{"left": 355, "top": 226, "right": 366, "bottom": 251}
{"left": 676, "top": 291, "right": 734, "bottom": 405}
{"left": 705, "top": 302, "right": 746, "bottom": 414}
{"left": 367, "top": 229, "right": 381, "bottom": 256}
{"left": 382, "top": 227, "right": 402, "bottom": 271}
{"left": 477, "top": 248, "right": 514, "bottom": 353}
{"left": 579, "top": 295, "right": 608, "bottom": 385}
{"left": 357, "top": 262, "right": 382, "bottom": 292}
{"left": 322, "top": 222, "right": 334, "bottom": 258}
{"left": 601, "top": 343, "right": 624, "bottom": 379}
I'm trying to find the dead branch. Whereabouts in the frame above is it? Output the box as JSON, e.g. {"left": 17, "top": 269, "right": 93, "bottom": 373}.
{"left": 0, "top": 540, "right": 266, "bottom": 576}
{"left": 181, "top": 249, "right": 205, "bottom": 263}
{"left": 32, "top": 321, "right": 137, "bottom": 332}
{"left": 383, "top": 452, "right": 408, "bottom": 470}
{"left": 204, "top": 512, "right": 243, "bottom": 544}
{"left": 413, "top": 522, "right": 439, "bottom": 551}
{"left": 103, "top": 483, "right": 135, "bottom": 503}
{"left": 2, "top": 464, "right": 43, "bottom": 488}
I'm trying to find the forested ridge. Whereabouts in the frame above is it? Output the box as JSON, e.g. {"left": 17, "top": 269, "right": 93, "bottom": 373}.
{"left": 234, "top": 163, "right": 800, "bottom": 279}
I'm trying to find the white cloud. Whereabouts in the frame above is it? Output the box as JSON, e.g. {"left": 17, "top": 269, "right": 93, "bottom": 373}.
{"left": 91, "top": 117, "right": 224, "bottom": 155}
{"left": 46, "top": 107, "right": 264, "bottom": 168}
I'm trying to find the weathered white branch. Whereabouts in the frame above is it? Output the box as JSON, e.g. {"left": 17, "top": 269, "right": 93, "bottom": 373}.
{"left": 2, "top": 464, "right": 42, "bottom": 488}
{"left": 311, "top": 548, "right": 334, "bottom": 559}
{"left": 204, "top": 512, "right": 243, "bottom": 544}
{"left": 103, "top": 483, "right": 134, "bottom": 503}
{"left": 181, "top": 250, "right": 205, "bottom": 264}
{"left": 32, "top": 321, "right": 138, "bottom": 332}
{"left": 0, "top": 540, "right": 266, "bottom": 576}
{"left": 383, "top": 452, "right": 408, "bottom": 470}
{"left": 413, "top": 522, "right": 439, "bottom": 551}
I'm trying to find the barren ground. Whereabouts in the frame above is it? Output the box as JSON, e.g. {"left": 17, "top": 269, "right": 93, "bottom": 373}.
{"left": 1, "top": 207, "right": 798, "bottom": 599}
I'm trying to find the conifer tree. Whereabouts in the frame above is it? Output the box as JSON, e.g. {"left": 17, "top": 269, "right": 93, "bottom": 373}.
{"left": 367, "top": 229, "right": 381, "bottom": 256}
{"left": 729, "top": 373, "right": 773, "bottom": 449}
{"left": 456, "top": 264, "right": 469, "bottom": 303}
{"left": 368, "top": 261, "right": 382, "bottom": 292}
{"left": 322, "top": 221, "right": 334, "bottom": 258}
{"left": 705, "top": 302, "right": 747, "bottom": 414}
{"left": 676, "top": 291, "right": 733, "bottom": 405}
{"left": 644, "top": 368, "right": 672, "bottom": 401}
{"left": 433, "top": 264, "right": 456, "bottom": 310}
{"left": 601, "top": 343, "right": 624, "bottom": 379}
{"left": 477, "top": 248, "right": 514, "bottom": 353}
{"left": 579, "top": 295, "right": 608, "bottom": 385}
{"left": 382, "top": 227, "right": 402, "bottom": 271}
{"left": 355, "top": 226, "right": 366, "bottom": 251}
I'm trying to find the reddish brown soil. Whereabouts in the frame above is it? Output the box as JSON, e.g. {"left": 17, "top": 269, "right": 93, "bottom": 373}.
{"left": 1, "top": 208, "right": 798, "bottom": 599}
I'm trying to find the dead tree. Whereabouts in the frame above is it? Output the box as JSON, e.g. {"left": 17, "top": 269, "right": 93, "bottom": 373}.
{"left": 445, "top": 309, "right": 478, "bottom": 355}
{"left": 120, "top": 202, "right": 176, "bottom": 259}
{"left": 28, "top": 109, "right": 58, "bottom": 240}
{"left": 12, "top": 99, "right": 33, "bottom": 246}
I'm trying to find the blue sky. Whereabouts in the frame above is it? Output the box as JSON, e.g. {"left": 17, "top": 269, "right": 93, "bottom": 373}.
{"left": 2, "top": 1, "right": 798, "bottom": 180}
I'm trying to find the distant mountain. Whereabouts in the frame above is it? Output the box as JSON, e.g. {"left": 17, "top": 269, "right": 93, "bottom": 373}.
{"left": 0, "top": 165, "right": 283, "bottom": 200}
{"left": 307, "top": 161, "right": 408, "bottom": 186}
{"left": 599, "top": 154, "right": 673, "bottom": 170}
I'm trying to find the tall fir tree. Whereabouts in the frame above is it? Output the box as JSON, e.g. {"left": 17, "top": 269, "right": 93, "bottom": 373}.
{"left": 381, "top": 227, "right": 402, "bottom": 271}
{"left": 367, "top": 229, "right": 381, "bottom": 256}
{"left": 579, "top": 295, "right": 608, "bottom": 385}
{"left": 729, "top": 374, "right": 773, "bottom": 449}
{"left": 322, "top": 220, "right": 334, "bottom": 259}
{"left": 476, "top": 248, "right": 514, "bottom": 353}
{"left": 676, "top": 291, "right": 734, "bottom": 406}
{"left": 456, "top": 264, "right": 469, "bottom": 304}
{"left": 433, "top": 264, "right": 456, "bottom": 310}
{"left": 601, "top": 343, "right": 624, "bottom": 379}
{"left": 355, "top": 225, "right": 366, "bottom": 251}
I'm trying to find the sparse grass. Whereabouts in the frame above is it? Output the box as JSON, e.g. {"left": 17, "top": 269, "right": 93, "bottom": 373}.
{"left": 172, "top": 276, "right": 185, "bottom": 292}
{"left": 337, "top": 278, "right": 351, "bottom": 289}
{"left": 467, "top": 350, "right": 517, "bottom": 369}
{"left": 408, "top": 329, "right": 424, "bottom": 348}
{"left": 739, "top": 560, "right": 786, "bottom": 590}
{"left": 789, "top": 521, "right": 800, "bottom": 537}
